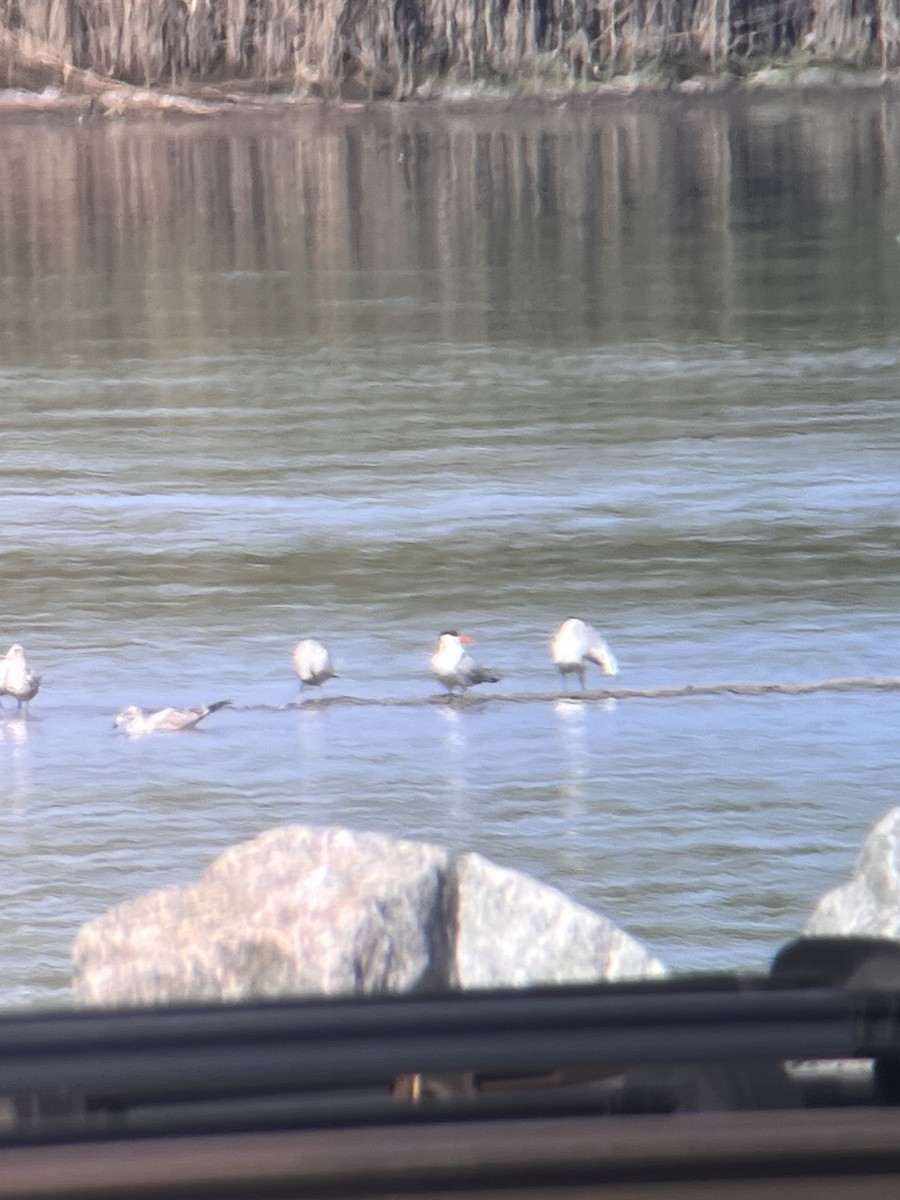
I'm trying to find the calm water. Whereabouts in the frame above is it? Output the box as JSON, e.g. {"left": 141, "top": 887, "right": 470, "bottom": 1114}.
{"left": 2, "top": 93, "right": 900, "bottom": 1008}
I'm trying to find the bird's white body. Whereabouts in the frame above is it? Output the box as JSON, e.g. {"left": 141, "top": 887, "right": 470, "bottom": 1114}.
{"left": 551, "top": 619, "right": 618, "bottom": 689}
{"left": 293, "top": 639, "right": 336, "bottom": 688}
{"left": 0, "top": 644, "right": 41, "bottom": 709}
{"left": 114, "top": 700, "right": 231, "bottom": 737}
{"left": 431, "top": 632, "right": 501, "bottom": 694}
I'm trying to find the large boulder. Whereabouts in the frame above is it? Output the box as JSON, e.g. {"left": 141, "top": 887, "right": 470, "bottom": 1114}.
{"left": 806, "top": 807, "right": 900, "bottom": 939}
{"left": 453, "top": 852, "right": 660, "bottom": 987}
{"left": 72, "top": 825, "right": 666, "bottom": 1006}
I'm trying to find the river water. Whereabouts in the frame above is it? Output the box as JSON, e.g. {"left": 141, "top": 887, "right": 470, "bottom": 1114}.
{"left": 1, "top": 91, "right": 900, "bottom": 1009}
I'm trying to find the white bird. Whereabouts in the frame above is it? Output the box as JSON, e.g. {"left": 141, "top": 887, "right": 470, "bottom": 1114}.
{"left": 551, "top": 618, "right": 618, "bottom": 690}
{"left": 0, "top": 644, "right": 41, "bottom": 710}
{"left": 431, "top": 631, "right": 501, "bottom": 695}
{"left": 114, "top": 700, "right": 232, "bottom": 737}
{"left": 293, "top": 639, "right": 337, "bottom": 690}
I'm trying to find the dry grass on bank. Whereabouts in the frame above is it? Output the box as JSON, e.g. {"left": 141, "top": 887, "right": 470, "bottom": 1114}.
{"left": 0, "top": 0, "right": 897, "bottom": 101}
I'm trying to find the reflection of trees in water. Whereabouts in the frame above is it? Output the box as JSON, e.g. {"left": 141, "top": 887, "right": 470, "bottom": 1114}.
{"left": 2, "top": 98, "right": 898, "bottom": 361}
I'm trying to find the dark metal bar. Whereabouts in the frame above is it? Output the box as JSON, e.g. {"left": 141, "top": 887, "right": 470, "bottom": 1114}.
{"left": 0, "top": 982, "right": 886, "bottom": 1102}
{"left": 3, "top": 1109, "right": 900, "bottom": 1199}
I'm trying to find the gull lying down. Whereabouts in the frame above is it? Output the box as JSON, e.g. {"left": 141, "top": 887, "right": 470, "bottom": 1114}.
{"left": 114, "top": 700, "right": 232, "bottom": 737}
{"left": 551, "top": 618, "right": 618, "bottom": 691}
{"left": 0, "top": 644, "right": 41, "bottom": 711}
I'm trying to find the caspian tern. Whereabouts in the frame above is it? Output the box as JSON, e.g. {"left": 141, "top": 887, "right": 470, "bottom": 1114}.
{"left": 293, "top": 639, "right": 337, "bottom": 689}
{"left": 551, "top": 618, "right": 618, "bottom": 690}
{"left": 0, "top": 644, "right": 41, "bottom": 711}
{"left": 431, "top": 631, "right": 501, "bottom": 695}
{"left": 114, "top": 700, "right": 232, "bottom": 737}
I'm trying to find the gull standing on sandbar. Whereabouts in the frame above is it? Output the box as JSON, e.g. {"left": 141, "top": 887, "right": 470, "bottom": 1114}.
{"left": 431, "top": 631, "right": 501, "bottom": 695}
{"left": 0, "top": 644, "right": 41, "bottom": 711}
{"left": 550, "top": 618, "right": 618, "bottom": 691}
{"left": 114, "top": 700, "right": 232, "bottom": 737}
{"left": 293, "top": 639, "right": 337, "bottom": 691}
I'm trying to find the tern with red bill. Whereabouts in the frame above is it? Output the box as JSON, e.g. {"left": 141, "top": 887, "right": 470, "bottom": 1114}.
{"left": 430, "top": 631, "right": 501, "bottom": 695}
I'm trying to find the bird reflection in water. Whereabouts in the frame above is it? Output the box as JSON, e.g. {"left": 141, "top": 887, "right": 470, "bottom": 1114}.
{"left": 0, "top": 714, "right": 31, "bottom": 811}
{"left": 435, "top": 705, "right": 473, "bottom": 825}
{"left": 553, "top": 696, "right": 615, "bottom": 825}
{"left": 292, "top": 701, "right": 327, "bottom": 766}
{"left": 0, "top": 715, "right": 29, "bottom": 745}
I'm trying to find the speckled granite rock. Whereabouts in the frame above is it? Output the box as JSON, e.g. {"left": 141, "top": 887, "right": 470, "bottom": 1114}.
{"left": 806, "top": 807, "right": 900, "bottom": 939}
{"left": 72, "top": 825, "right": 666, "bottom": 1005}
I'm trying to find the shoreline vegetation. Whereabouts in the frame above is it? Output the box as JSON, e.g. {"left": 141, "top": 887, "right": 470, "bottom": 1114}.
{"left": 1, "top": 1, "right": 900, "bottom": 116}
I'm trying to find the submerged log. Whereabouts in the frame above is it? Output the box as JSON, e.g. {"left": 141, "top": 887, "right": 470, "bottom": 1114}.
{"left": 0, "top": 28, "right": 227, "bottom": 115}
{"left": 273, "top": 677, "right": 900, "bottom": 711}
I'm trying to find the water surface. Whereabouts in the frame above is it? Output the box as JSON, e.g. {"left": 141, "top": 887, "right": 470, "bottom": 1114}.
{"left": 2, "top": 94, "right": 900, "bottom": 1007}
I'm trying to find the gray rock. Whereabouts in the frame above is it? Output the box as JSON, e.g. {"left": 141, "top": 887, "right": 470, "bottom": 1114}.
{"left": 805, "top": 808, "right": 900, "bottom": 939}
{"left": 452, "top": 852, "right": 665, "bottom": 987}
{"left": 72, "top": 825, "right": 666, "bottom": 1006}
{"left": 73, "top": 827, "right": 451, "bottom": 1006}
